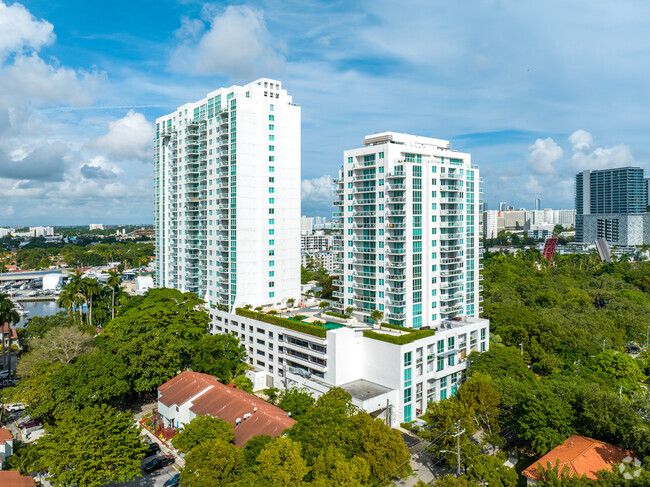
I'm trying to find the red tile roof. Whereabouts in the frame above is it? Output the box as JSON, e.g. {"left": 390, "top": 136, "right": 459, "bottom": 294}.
{"left": 522, "top": 435, "right": 636, "bottom": 482}
{"left": 158, "top": 371, "right": 295, "bottom": 446}
{"left": 0, "top": 471, "right": 37, "bottom": 487}
{"left": 1, "top": 324, "right": 18, "bottom": 340}
{"left": 0, "top": 428, "right": 12, "bottom": 441}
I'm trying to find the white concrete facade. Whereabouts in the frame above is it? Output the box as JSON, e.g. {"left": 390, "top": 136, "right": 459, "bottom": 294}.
{"left": 210, "top": 309, "right": 489, "bottom": 425}
{"left": 332, "top": 132, "right": 483, "bottom": 327}
{"left": 154, "top": 78, "right": 301, "bottom": 309}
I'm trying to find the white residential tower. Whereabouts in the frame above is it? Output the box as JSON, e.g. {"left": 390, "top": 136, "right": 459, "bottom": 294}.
{"left": 333, "top": 132, "right": 483, "bottom": 327}
{"left": 154, "top": 78, "right": 301, "bottom": 309}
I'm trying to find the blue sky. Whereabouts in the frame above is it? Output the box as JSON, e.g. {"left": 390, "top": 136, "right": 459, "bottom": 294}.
{"left": 1, "top": 0, "right": 649, "bottom": 225}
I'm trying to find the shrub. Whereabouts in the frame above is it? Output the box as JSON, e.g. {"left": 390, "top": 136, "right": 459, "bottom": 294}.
{"left": 325, "top": 311, "right": 348, "bottom": 319}
{"left": 235, "top": 308, "right": 327, "bottom": 338}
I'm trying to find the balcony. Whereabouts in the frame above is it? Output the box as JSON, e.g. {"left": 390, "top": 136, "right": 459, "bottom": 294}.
{"left": 353, "top": 199, "right": 376, "bottom": 206}
{"left": 386, "top": 260, "right": 406, "bottom": 268}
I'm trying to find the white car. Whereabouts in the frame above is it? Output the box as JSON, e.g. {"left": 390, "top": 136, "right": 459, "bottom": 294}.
{"left": 4, "top": 403, "right": 26, "bottom": 412}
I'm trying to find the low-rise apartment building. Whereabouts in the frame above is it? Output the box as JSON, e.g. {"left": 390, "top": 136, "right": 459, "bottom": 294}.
{"left": 210, "top": 308, "right": 489, "bottom": 425}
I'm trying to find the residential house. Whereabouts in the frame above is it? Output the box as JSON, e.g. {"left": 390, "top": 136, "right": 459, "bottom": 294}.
{"left": 522, "top": 435, "right": 637, "bottom": 485}
{"left": 0, "top": 428, "right": 13, "bottom": 467}
{"left": 157, "top": 371, "right": 295, "bottom": 446}
{"left": 0, "top": 471, "right": 37, "bottom": 486}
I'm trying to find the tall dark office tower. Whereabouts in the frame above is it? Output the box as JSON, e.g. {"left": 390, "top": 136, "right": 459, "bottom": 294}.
{"left": 575, "top": 167, "right": 648, "bottom": 245}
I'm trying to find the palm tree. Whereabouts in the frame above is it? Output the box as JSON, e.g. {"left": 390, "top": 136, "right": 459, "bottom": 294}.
{"left": 107, "top": 269, "right": 121, "bottom": 320}
{"left": 287, "top": 298, "right": 295, "bottom": 309}
{"left": 370, "top": 309, "right": 384, "bottom": 330}
{"left": 81, "top": 278, "right": 102, "bottom": 327}
{"left": 57, "top": 285, "right": 77, "bottom": 320}
{"left": 318, "top": 301, "right": 329, "bottom": 312}
{"left": 0, "top": 294, "right": 20, "bottom": 377}
{"left": 345, "top": 306, "right": 354, "bottom": 318}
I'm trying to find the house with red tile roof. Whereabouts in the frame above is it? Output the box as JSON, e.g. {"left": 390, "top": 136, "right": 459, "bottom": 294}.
{"left": 157, "top": 371, "right": 295, "bottom": 446}
{"left": 0, "top": 428, "right": 14, "bottom": 468}
{"left": 0, "top": 471, "right": 37, "bottom": 487}
{"left": 522, "top": 435, "right": 637, "bottom": 485}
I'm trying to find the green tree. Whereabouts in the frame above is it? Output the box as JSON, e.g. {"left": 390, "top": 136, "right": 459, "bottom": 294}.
{"left": 37, "top": 404, "right": 146, "bottom": 487}
{"left": 288, "top": 387, "right": 358, "bottom": 462}
{"left": 243, "top": 434, "right": 273, "bottom": 470}
{"left": 256, "top": 437, "right": 309, "bottom": 486}
{"left": 420, "top": 398, "right": 479, "bottom": 470}
{"left": 277, "top": 388, "right": 315, "bottom": 421}
{"left": 345, "top": 306, "right": 354, "bottom": 317}
{"left": 102, "top": 288, "right": 209, "bottom": 395}
{"left": 0, "top": 293, "right": 20, "bottom": 375}
{"left": 233, "top": 374, "right": 254, "bottom": 393}
{"left": 515, "top": 388, "right": 575, "bottom": 456}
{"left": 465, "top": 454, "right": 517, "bottom": 487}
{"left": 180, "top": 438, "right": 245, "bottom": 487}
{"left": 349, "top": 411, "right": 411, "bottom": 481}
{"left": 456, "top": 372, "right": 501, "bottom": 436}
{"left": 319, "top": 301, "right": 329, "bottom": 311}
{"left": 311, "top": 445, "right": 371, "bottom": 487}
{"left": 16, "top": 325, "right": 95, "bottom": 378}
{"left": 171, "top": 415, "right": 235, "bottom": 453}
{"left": 49, "top": 350, "right": 131, "bottom": 411}
{"left": 370, "top": 309, "right": 384, "bottom": 328}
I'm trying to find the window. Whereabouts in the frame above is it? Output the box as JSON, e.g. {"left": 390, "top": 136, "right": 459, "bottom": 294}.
{"left": 404, "top": 368, "right": 412, "bottom": 387}
{"left": 269, "top": 166, "right": 275, "bottom": 172}
{"left": 269, "top": 260, "right": 275, "bottom": 266}
{"left": 269, "top": 240, "right": 274, "bottom": 245}
{"left": 269, "top": 187, "right": 274, "bottom": 193}
{"left": 269, "top": 145, "right": 274, "bottom": 151}
{"left": 448, "top": 337, "right": 455, "bottom": 350}
{"left": 447, "top": 354, "right": 454, "bottom": 366}
{"left": 404, "top": 387, "right": 412, "bottom": 403}
{"left": 437, "top": 356, "right": 444, "bottom": 372}
{"left": 440, "top": 389, "right": 447, "bottom": 400}
{"left": 404, "top": 352, "right": 412, "bottom": 366}
{"left": 481, "top": 328, "right": 486, "bottom": 340}
{"left": 269, "top": 124, "right": 274, "bottom": 130}
{"left": 404, "top": 404, "right": 412, "bottom": 422}
{"left": 269, "top": 115, "right": 274, "bottom": 121}
{"left": 269, "top": 135, "right": 274, "bottom": 141}
{"left": 437, "top": 340, "right": 444, "bottom": 353}
{"left": 269, "top": 198, "right": 274, "bottom": 204}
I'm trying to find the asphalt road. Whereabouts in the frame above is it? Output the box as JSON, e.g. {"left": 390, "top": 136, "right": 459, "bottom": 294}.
{"left": 111, "top": 460, "right": 179, "bottom": 487}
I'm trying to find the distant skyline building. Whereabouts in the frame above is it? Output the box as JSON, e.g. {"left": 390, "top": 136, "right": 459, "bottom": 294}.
{"left": 154, "top": 78, "right": 301, "bottom": 309}
{"left": 333, "top": 132, "right": 483, "bottom": 327}
{"left": 535, "top": 198, "right": 541, "bottom": 211}
{"left": 575, "top": 167, "right": 650, "bottom": 246}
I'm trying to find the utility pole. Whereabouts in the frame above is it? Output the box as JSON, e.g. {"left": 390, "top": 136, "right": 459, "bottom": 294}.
{"left": 450, "top": 420, "right": 465, "bottom": 477}
{"left": 519, "top": 342, "right": 523, "bottom": 356}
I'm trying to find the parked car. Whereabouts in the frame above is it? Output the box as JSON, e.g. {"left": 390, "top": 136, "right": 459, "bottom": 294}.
{"left": 0, "top": 379, "right": 18, "bottom": 388}
{"left": 163, "top": 473, "right": 180, "bottom": 487}
{"left": 144, "top": 441, "right": 161, "bottom": 457}
{"left": 19, "top": 418, "right": 42, "bottom": 429}
{"left": 143, "top": 454, "right": 174, "bottom": 473}
{"left": 4, "top": 403, "right": 25, "bottom": 412}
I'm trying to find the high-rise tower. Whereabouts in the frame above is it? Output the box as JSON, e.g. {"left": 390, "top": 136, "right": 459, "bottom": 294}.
{"left": 154, "top": 78, "right": 301, "bottom": 309}
{"left": 332, "top": 132, "right": 482, "bottom": 328}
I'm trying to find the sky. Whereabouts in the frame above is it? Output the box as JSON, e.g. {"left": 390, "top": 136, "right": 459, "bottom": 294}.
{"left": 1, "top": 0, "right": 650, "bottom": 225}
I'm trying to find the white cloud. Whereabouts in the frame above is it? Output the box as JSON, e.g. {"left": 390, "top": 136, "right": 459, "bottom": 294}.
{"left": 91, "top": 110, "right": 153, "bottom": 161}
{"left": 302, "top": 175, "right": 334, "bottom": 204}
{"left": 527, "top": 137, "right": 563, "bottom": 175}
{"left": 80, "top": 156, "right": 124, "bottom": 180}
{"left": 569, "top": 143, "right": 635, "bottom": 172}
{"left": 170, "top": 5, "right": 285, "bottom": 79}
{"left": 568, "top": 129, "right": 593, "bottom": 152}
{"left": 5, "top": 205, "right": 13, "bottom": 215}
{"left": 0, "top": 1, "right": 54, "bottom": 60}
{"left": 0, "top": 54, "right": 95, "bottom": 107}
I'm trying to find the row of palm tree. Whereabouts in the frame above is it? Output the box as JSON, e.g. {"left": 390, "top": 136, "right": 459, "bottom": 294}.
{"left": 57, "top": 270, "right": 125, "bottom": 328}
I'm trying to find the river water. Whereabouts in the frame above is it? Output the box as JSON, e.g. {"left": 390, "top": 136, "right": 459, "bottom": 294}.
{"left": 15, "top": 300, "right": 63, "bottom": 327}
